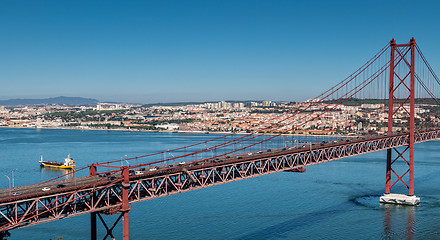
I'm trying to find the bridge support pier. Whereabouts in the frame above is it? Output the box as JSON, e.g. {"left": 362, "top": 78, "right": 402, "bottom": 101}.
{"left": 122, "top": 210, "right": 129, "bottom": 240}
{"left": 121, "top": 166, "right": 131, "bottom": 240}
{"left": 380, "top": 193, "right": 420, "bottom": 205}
{"left": 96, "top": 212, "right": 124, "bottom": 240}
{"left": 90, "top": 164, "right": 98, "bottom": 240}
{"left": 91, "top": 212, "right": 97, "bottom": 240}
{"left": 89, "top": 165, "right": 131, "bottom": 239}
{"left": 381, "top": 38, "right": 419, "bottom": 205}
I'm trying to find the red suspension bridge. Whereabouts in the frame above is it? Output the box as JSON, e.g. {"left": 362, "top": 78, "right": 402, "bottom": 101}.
{"left": 1, "top": 38, "right": 440, "bottom": 239}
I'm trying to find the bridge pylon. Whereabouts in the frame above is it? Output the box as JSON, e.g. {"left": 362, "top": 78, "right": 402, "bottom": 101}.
{"left": 90, "top": 165, "right": 131, "bottom": 240}
{"left": 380, "top": 38, "right": 420, "bottom": 205}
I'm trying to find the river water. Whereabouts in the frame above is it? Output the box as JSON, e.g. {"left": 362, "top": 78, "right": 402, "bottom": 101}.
{"left": 1, "top": 128, "right": 440, "bottom": 239}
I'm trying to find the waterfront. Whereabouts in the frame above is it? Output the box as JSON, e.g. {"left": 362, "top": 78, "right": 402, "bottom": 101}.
{"left": 1, "top": 128, "right": 440, "bottom": 239}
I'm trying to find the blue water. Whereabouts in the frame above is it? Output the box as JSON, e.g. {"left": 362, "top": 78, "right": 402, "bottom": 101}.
{"left": 1, "top": 128, "right": 440, "bottom": 239}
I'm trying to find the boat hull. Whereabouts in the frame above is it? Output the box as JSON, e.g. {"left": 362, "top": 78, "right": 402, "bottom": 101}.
{"left": 39, "top": 161, "right": 75, "bottom": 169}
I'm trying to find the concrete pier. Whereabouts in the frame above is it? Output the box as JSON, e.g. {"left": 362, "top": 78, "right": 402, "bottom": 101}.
{"left": 379, "top": 193, "right": 420, "bottom": 205}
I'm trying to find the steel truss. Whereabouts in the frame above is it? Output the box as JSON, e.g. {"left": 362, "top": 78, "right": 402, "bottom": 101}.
{"left": 386, "top": 38, "right": 416, "bottom": 195}
{"left": 0, "top": 129, "right": 439, "bottom": 235}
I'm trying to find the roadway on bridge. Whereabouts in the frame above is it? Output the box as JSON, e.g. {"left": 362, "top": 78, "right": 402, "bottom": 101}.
{"left": 0, "top": 133, "right": 389, "bottom": 204}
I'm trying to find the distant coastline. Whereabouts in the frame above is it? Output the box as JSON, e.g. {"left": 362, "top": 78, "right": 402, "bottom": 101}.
{"left": 0, "top": 125, "right": 352, "bottom": 138}
{"left": 0, "top": 96, "right": 99, "bottom": 106}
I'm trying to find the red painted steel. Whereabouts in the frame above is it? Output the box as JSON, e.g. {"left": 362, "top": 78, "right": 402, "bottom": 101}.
{"left": 89, "top": 44, "right": 392, "bottom": 172}
{"left": 409, "top": 38, "right": 415, "bottom": 196}
{"left": 91, "top": 212, "right": 96, "bottom": 240}
{"left": 121, "top": 167, "right": 130, "bottom": 240}
{"left": 385, "top": 38, "right": 416, "bottom": 196}
{"left": 88, "top": 165, "right": 131, "bottom": 239}
{"left": 90, "top": 165, "right": 97, "bottom": 177}
{"left": 0, "top": 130, "right": 439, "bottom": 235}
{"left": 90, "top": 164, "right": 98, "bottom": 240}
{"left": 385, "top": 39, "right": 395, "bottom": 194}
{"left": 0, "top": 39, "right": 438, "bottom": 239}
{"left": 97, "top": 212, "right": 123, "bottom": 239}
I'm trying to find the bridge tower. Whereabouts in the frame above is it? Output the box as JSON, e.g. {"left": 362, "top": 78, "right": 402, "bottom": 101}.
{"left": 380, "top": 38, "right": 420, "bottom": 205}
{"left": 89, "top": 165, "right": 131, "bottom": 240}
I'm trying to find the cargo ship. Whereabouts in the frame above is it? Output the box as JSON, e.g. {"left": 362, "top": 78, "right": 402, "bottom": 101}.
{"left": 39, "top": 155, "right": 76, "bottom": 169}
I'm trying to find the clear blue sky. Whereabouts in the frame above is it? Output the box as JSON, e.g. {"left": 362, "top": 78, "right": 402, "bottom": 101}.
{"left": 1, "top": 0, "right": 439, "bottom": 103}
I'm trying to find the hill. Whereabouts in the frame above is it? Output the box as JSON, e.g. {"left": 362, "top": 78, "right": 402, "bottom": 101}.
{"left": 0, "top": 96, "right": 99, "bottom": 106}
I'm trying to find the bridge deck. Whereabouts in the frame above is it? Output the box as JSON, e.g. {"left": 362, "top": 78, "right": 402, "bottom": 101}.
{"left": 0, "top": 134, "right": 387, "bottom": 203}
{"left": 0, "top": 129, "right": 438, "bottom": 231}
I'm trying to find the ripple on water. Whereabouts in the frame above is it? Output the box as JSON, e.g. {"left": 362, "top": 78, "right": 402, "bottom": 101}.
{"left": 351, "top": 194, "right": 382, "bottom": 208}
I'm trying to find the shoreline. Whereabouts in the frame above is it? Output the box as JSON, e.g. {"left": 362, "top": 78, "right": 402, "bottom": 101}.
{"left": 0, "top": 125, "right": 354, "bottom": 138}
{"left": 1, "top": 125, "right": 199, "bottom": 134}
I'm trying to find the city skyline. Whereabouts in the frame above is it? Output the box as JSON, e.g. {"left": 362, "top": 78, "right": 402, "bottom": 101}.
{"left": 1, "top": 0, "right": 440, "bottom": 104}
